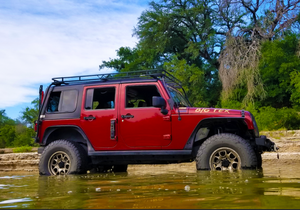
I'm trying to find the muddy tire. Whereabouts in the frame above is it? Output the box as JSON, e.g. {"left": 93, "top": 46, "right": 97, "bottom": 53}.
{"left": 112, "top": 165, "right": 128, "bottom": 172}
{"left": 39, "top": 140, "right": 88, "bottom": 175}
{"left": 196, "top": 133, "right": 257, "bottom": 170}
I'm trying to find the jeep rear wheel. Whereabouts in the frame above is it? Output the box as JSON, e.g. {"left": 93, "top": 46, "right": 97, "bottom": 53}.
{"left": 196, "top": 133, "right": 257, "bottom": 170}
{"left": 39, "top": 140, "right": 88, "bottom": 175}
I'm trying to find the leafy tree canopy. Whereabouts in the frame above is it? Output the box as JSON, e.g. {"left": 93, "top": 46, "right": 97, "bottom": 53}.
{"left": 100, "top": 0, "right": 300, "bottom": 108}
{"left": 21, "top": 98, "right": 39, "bottom": 128}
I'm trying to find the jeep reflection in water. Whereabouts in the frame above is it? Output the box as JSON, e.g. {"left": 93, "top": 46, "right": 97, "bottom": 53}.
{"left": 34, "top": 70, "right": 277, "bottom": 175}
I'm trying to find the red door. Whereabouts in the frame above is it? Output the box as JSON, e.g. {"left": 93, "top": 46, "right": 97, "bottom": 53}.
{"left": 80, "top": 85, "right": 118, "bottom": 149}
{"left": 119, "top": 83, "right": 172, "bottom": 149}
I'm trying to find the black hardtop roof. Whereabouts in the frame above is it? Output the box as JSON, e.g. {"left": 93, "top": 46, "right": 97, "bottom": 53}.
{"left": 51, "top": 78, "right": 159, "bottom": 88}
{"left": 51, "top": 69, "right": 182, "bottom": 89}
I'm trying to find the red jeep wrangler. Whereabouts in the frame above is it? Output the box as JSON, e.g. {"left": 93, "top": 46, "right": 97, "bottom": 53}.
{"left": 35, "top": 70, "right": 277, "bottom": 175}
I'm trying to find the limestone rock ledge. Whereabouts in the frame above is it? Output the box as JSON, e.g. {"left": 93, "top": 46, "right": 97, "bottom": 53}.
{"left": 0, "top": 152, "right": 40, "bottom": 172}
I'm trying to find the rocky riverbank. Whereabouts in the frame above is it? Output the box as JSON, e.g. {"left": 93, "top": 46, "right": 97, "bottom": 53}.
{"left": 0, "top": 130, "right": 300, "bottom": 173}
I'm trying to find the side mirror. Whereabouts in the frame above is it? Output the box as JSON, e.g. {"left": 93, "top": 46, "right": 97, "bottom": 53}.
{"left": 152, "top": 96, "right": 168, "bottom": 115}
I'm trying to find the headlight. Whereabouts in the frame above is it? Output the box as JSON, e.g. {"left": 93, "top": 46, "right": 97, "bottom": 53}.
{"left": 250, "top": 112, "right": 259, "bottom": 137}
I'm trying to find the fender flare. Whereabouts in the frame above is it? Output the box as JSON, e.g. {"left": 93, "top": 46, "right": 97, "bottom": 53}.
{"left": 41, "top": 125, "right": 94, "bottom": 151}
{"left": 183, "top": 117, "right": 247, "bottom": 150}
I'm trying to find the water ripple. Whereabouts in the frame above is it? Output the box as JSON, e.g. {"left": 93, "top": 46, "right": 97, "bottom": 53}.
{"left": 0, "top": 198, "right": 32, "bottom": 205}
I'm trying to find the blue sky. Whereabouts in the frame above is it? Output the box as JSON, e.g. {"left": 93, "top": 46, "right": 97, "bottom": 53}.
{"left": 0, "top": 0, "right": 149, "bottom": 120}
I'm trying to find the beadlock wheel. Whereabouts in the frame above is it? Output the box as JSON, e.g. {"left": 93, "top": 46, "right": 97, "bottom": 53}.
{"left": 209, "top": 147, "right": 241, "bottom": 171}
{"left": 48, "top": 151, "right": 71, "bottom": 175}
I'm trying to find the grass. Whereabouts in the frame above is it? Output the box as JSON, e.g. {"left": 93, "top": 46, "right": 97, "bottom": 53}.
{"left": 12, "top": 146, "right": 33, "bottom": 153}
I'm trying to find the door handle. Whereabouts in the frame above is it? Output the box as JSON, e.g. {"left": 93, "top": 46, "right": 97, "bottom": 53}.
{"left": 121, "top": 114, "right": 134, "bottom": 119}
{"left": 84, "top": 115, "right": 96, "bottom": 121}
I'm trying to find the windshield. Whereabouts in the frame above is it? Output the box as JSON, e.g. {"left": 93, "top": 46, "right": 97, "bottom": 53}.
{"left": 167, "top": 86, "right": 190, "bottom": 107}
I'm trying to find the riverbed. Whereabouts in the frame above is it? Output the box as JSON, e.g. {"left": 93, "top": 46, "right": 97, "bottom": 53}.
{"left": 0, "top": 162, "right": 300, "bottom": 209}
{"left": 0, "top": 136, "right": 300, "bottom": 209}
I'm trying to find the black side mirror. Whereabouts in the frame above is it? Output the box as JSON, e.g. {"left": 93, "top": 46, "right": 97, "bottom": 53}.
{"left": 152, "top": 96, "right": 168, "bottom": 115}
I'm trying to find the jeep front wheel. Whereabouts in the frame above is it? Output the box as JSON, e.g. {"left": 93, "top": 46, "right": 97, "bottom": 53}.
{"left": 196, "top": 133, "right": 257, "bottom": 170}
{"left": 39, "top": 140, "right": 88, "bottom": 175}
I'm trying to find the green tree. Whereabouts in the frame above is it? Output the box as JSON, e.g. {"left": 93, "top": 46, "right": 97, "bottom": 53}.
{"left": 21, "top": 98, "right": 39, "bottom": 128}
{"left": 100, "top": 0, "right": 300, "bottom": 108}
{"left": 219, "top": 0, "right": 300, "bottom": 105}
{"left": 101, "top": 0, "right": 224, "bottom": 106}
{"left": 0, "top": 110, "right": 16, "bottom": 148}
{"left": 99, "top": 46, "right": 163, "bottom": 72}
{"left": 259, "top": 34, "right": 300, "bottom": 108}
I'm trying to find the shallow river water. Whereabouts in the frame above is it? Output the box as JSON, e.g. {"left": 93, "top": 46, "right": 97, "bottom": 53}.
{"left": 0, "top": 163, "right": 300, "bottom": 209}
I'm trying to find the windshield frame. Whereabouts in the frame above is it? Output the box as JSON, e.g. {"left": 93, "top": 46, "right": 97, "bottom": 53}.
{"left": 166, "top": 86, "right": 191, "bottom": 108}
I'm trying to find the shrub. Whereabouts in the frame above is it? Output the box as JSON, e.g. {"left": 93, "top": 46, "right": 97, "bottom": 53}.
{"left": 249, "top": 106, "right": 300, "bottom": 131}
{"left": 12, "top": 146, "right": 33, "bottom": 153}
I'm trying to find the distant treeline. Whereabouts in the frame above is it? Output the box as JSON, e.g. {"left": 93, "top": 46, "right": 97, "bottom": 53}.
{"left": 0, "top": 99, "right": 38, "bottom": 148}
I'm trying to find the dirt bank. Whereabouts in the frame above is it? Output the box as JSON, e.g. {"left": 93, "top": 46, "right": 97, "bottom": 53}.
{"left": 0, "top": 131, "right": 300, "bottom": 173}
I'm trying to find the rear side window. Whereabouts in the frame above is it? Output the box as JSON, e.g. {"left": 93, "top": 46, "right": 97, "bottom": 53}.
{"left": 46, "top": 90, "right": 78, "bottom": 113}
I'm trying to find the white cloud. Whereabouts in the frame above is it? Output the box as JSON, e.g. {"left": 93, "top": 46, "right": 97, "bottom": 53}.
{"left": 0, "top": 0, "right": 146, "bottom": 112}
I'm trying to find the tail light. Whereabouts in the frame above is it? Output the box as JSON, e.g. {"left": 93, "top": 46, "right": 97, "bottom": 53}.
{"left": 41, "top": 91, "right": 44, "bottom": 104}
{"left": 34, "top": 120, "right": 38, "bottom": 132}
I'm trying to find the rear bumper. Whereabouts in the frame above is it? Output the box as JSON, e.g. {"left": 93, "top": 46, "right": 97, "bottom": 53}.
{"left": 255, "top": 135, "right": 278, "bottom": 152}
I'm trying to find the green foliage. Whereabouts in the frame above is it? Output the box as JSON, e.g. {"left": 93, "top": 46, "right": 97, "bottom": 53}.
{"left": 164, "top": 55, "right": 221, "bottom": 107}
{"left": 247, "top": 106, "right": 300, "bottom": 131}
{"left": 99, "top": 46, "right": 163, "bottom": 72}
{"left": 12, "top": 146, "right": 33, "bottom": 153}
{"left": 0, "top": 98, "right": 39, "bottom": 148}
{"left": 100, "top": 0, "right": 222, "bottom": 107}
{"left": 21, "top": 98, "right": 39, "bottom": 128}
{"left": 0, "top": 124, "right": 16, "bottom": 148}
{"left": 259, "top": 34, "right": 300, "bottom": 108}
{"left": 13, "top": 125, "right": 36, "bottom": 147}
{"left": 220, "top": 99, "right": 243, "bottom": 110}
{"left": 290, "top": 71, "right": 300, "bottom": 110}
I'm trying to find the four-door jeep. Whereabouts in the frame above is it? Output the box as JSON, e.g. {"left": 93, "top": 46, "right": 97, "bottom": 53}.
{"left": 35, "top": 70, "right": 277, "bottom": 175}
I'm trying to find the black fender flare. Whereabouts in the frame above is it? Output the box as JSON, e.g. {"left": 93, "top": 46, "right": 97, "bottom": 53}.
{"left": 41, "top": 125, "right": 94, "bottom": 152}
{"left": 183, "top": 117, "right": 246, "bottom": 150}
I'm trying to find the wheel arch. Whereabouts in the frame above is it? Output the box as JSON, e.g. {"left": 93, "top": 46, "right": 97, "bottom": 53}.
{"left": 41, "top": 125, "right": 90, "bottom": 148}
{"left": 184, "top": 117, "right": 253, "bottom": 151}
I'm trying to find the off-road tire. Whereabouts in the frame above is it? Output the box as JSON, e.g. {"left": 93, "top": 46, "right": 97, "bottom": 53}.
{"left": 39, "top": 140, "right": 88, "bottom": 175}
{"left": 196, "top": 133, "right": 257, "bottom": 170}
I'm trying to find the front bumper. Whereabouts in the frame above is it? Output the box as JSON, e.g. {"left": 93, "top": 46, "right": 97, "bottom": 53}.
{"left": 255, "top": 135, "right": 278, "bottom": 152}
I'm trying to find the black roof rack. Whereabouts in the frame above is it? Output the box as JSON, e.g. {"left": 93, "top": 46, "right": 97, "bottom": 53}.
{"left": 51, "top": 69, "right": 183, "bottom": 89}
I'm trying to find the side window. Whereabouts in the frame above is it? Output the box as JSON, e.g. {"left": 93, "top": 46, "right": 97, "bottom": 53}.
{"left": 126, "top": 85, "right": 161, "bottom": 108}
{"left": 60, "top": 90, "right": 78, "bottom": 112}
{"left": 46, "top": 90, "right": 78, "bottom": 113}
{"left": 85, "top": 87, "right": 115, "bottom": 110}
{"left": 47, "top": 91, "right": 61, "bottom": 112}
